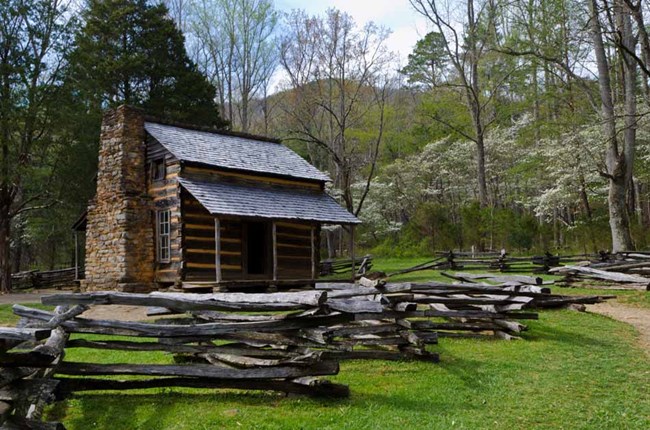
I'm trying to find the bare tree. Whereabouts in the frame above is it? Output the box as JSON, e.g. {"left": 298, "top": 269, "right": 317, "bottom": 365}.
{"left": 588, "top": 0, "right": 635, "bottom": 251}
{"left": 164, "top": 0, "right": 188, "bottom": 31}
{"left": 409, "top": 0, "right": 500, "bottom": 207}
{"left": 189, "top": 0, "right": 278, "bottom": 132}
{"left": 278, "top": 9, "right": 392, "bottom": 216}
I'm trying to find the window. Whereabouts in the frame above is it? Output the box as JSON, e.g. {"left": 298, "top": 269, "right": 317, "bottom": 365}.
{"left": 156, "top": 210, "right": 171, "bottom": 263}
{"left": 151, "top": 158, "right": 166, "bottom": 181}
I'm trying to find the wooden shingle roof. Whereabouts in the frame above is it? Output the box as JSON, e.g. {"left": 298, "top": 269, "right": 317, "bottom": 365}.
{"left": 144, "top": 122, "right": 330, "bottom": 182}
{"left": 179, "top": 177, "right": 360, "bottom": 224}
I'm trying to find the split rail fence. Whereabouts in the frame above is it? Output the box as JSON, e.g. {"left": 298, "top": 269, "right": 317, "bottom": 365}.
{"left": 11, "top": 268, "right": 79, "bottom": 291}
{"left": 0, "top": 283, "right": 610, "bottom": 429}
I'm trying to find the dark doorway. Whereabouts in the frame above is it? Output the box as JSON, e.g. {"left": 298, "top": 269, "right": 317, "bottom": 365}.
{"left": 245, "top": 222, "right": 270, "bottom": 276}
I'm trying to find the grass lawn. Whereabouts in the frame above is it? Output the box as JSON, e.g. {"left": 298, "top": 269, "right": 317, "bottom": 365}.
{"left": 0, "top": 258, "right": 648, "bottom": 429}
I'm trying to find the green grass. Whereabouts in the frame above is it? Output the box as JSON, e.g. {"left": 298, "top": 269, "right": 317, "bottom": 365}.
{"left": 1, "top": 259, "right": 648, "bottom": 429}
{"left": 41, "top": 311, "right": 649, "bottom": 430}
{"left": 0, "top": 302, "right": 52, "bottom": 325}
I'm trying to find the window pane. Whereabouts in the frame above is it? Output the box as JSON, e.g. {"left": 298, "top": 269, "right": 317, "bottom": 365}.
{"left": 157, "top": 209, "right": 171, "bottom": 263}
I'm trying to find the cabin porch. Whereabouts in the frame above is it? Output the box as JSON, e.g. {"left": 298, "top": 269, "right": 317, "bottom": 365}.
{"left": 179, "top": 178, "right": 360, "bottom": 291}
{"left": 181, "top": 214, "right": 357, "bottom": 291}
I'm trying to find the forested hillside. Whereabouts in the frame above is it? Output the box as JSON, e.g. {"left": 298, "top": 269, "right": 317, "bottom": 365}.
{"left": 2, "top": 0, "right": 650, "bottom": 291}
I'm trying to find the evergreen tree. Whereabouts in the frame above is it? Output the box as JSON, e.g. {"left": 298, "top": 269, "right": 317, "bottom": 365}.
{"left": 68, "top": 0, "right": 226, "bottom": 127}
{"left": 399, "top": 32, "right": 448, "bottom": 89}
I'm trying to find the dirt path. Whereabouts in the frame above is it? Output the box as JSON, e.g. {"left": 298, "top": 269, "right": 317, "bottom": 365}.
{"left": 0, "top": 291, "right": 153, "bottom": 321}
{"left": 82, "top": 305, "right": 152, "bottom": 321}
{"left": 0, "top": 290, "right": 55, "bottom": 305}
{"left": 588, "top": 302, "right": 650, "bottom": 355}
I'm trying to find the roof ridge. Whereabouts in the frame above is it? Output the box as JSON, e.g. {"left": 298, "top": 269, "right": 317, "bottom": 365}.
{"left": 143, "top": 116, "right": 282, "bottom": 144}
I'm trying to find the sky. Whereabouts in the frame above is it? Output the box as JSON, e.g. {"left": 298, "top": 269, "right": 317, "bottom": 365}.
{"left": 275, "top": 0, "right": 430, "bottom": 63}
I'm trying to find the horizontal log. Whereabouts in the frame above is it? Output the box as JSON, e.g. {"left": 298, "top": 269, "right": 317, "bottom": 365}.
{"left": 402, "top": 320, "right": 501, "bottom": 332}
{"left": 190, "top": 309, "right": 320, "bottom": 322}
{"left": 333, "top": 335, "right": 409, "bottom": 347}
{"left": 13, "top": 305, "right": 352, "bottom": 338}
{"left": 353, "top": 309, "right": 539, "bottom": 321}
{"left": 593, "top": 261, "right": 650, "bottom": 272}
{"left": 40, "top": 291, "right": 326, "bottom": 312}
{"left": 55, "top": 377, "right": 348, "bottom": 398}
{"left": 549, "top": 265, "right": 650, "bottom": 283}
{"left": 327, "top": 323, "right": 401, "bottom": 338}
{"left": 202, "top": 350, "right": 321, "bottom": 368}
{"left": 64, "top": 339, "right": 304, "bottom": 358}
{"left": 0, "top": 328, "right": 51, "bottom": 342}
{"left": 409, "top": 295, "right": 533, "bottom": 306}
{"left": 327, "top": 299, "right": 383, "bottom": 314}
{"left": 55, "top": 361, "right": 339, "bottom": 380}
{"left": 443, "top": 272, "right": 544, "bottom": 285}
{"left": 322, "top": 350, "right": 439, "bottom": 362}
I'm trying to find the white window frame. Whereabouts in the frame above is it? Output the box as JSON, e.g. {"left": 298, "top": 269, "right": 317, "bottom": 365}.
{"left": 156, "top": 210, "right": 171, "bottom": 263}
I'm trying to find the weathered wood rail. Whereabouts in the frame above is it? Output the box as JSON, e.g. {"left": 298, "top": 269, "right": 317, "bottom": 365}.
{"left": 316, "top": 278, "right": 610, "bottom": 340}
{"left": 0, "top": 282, "right": 611, "bottom": 428}
{"left": 554, "top": 251, "right": 650, "bottom": 290}
{"left": 10, "top": 268, "right": 80, "bottom": 291}
{"left": 319, "top": 255, "right": 372, "bottom": 276}
{"left": 0, "top": 307, "right": 68, "bottom": 429}
{"left": 387, "top": 251, "right": 619, "bottom": 276}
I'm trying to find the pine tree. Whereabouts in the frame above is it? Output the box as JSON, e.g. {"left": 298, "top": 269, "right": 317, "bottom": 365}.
{"left": 68, "top": 0, "right": 226, "bottom": 127}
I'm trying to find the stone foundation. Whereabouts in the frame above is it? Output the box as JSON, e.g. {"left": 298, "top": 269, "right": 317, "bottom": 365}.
{"left": 82, "top": 105, "right": 155, "bottom": 291}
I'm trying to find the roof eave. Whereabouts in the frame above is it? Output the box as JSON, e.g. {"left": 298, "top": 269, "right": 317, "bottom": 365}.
{"left": 204, "top": 211, "right": 361, "bottom": 225}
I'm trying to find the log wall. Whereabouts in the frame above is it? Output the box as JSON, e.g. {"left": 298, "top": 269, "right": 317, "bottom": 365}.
{"left": 182, "top": 190, "right": 243, "bottom": 281}
{"left": 142, "top": 148, "right": 326, "bottom": 284}
{"left": 181, "top": 192, "right": 317, "bottom": 282}
{"left": 146, "top": 138, "right": 182, "bottom": 284}
{"left": 275, "top": 221, "right": 318, "bottom": 280}
{"left": 180, "top": 165, "right": 321, "bottom": 283}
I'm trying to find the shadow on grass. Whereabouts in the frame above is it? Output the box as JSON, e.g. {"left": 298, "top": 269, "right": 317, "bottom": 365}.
{"left": 434, "top": 347, "right": 486, "bottom": 386}
{"left": 48, "top": 392, "right": 171, "bottom": 429}
{"left": 46, "top": 388, "right": 350, "bottom": 429}
{"left": 519, "top": 321, "right": 612, "bottom": 349}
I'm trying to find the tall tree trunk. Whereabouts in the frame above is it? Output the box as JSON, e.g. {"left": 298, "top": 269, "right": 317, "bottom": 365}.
{"left": 12, "top": 222, "right": 23, "bottom": 274}
{"left": 618, "top": 0, "right": 637, "bottom": 218}
{"left": 590, "top": 0, "right": 634, "bottom": 252}
{"left": 0, "top": 196, "right": 11, "bottom": 293}
{"left": 580, "top": 176, "right": 592, "bottom": 219}
{"left": 625, "top": 0, "right": 650, "bottom": 103}
{"left": 468, "top": 0, "right": 489, "bottom": 208}
{"left": 241, "top": 91, "right": 249, "bottom": 132}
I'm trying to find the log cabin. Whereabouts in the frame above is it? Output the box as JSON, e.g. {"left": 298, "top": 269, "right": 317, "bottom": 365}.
{"left": 74, "top": 105, "right": 359, "bottom": 292}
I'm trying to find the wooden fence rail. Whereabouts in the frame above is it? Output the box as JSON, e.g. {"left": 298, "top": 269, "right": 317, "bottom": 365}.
{"left": 0, "top": 281, "right": 611, "bottom": 428}
{"left": 11, "top": 268, "right": 80, "bottom": 291}
{"left": 396, "top": 251, "right": 618, "bottom": 274}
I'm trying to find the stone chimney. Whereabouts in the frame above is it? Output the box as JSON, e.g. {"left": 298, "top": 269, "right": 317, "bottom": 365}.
{"left": 82, "top": 105, "right": 155, "bottom": 292}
